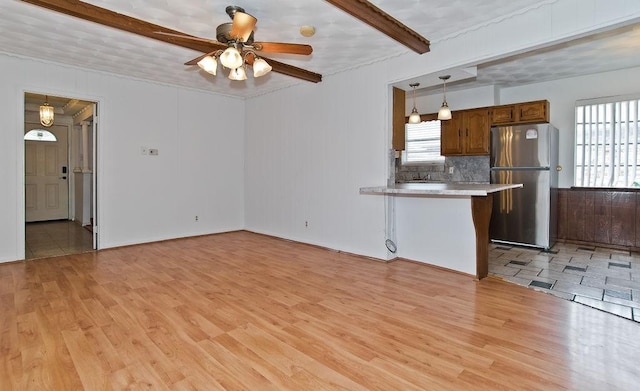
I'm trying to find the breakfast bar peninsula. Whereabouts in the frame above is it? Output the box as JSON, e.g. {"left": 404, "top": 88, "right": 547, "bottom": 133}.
{"left": 360, "top": 183, "right": 522, "bottom": 279}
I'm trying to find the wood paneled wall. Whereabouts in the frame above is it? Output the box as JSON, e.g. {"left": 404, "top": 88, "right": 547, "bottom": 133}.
{"left": 558, "top": 188, "right": 640, "bottom": 250}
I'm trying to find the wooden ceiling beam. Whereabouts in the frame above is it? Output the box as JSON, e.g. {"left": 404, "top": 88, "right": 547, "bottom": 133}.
{"left": 325, "top": 0, "right": 430, "bottom": 54}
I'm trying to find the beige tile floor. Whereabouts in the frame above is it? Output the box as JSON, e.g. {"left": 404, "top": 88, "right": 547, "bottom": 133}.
{"left": 25, "top": 220, "right": 94, "bottom": 259}
{"left": 489, "top": 242, "right": 640, "bottom": 322}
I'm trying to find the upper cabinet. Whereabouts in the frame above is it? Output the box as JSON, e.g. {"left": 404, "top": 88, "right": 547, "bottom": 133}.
{"left": 491, "top": 100, "right": 549, "bottom": 125}
{"left": 441, "top": 108, "right": 491, "bottom": 156}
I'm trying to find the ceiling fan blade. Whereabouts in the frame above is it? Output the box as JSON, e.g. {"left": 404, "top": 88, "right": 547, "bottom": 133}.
{"left": 230, "top": 11, "right": 257, "bottom": 43}
{"left": 244, "top": 53, "right": 321, "bottom": 83}
{"left": 253, "top": 42, "right": 313, "bottom": 55}
{"left": 19, "top": 0, "right": 221, "bottom": 54}
{"left": 262, "top": 58, "right": 322, "bottom": 83}
{"left": 325, "top": 0, "right": 430, "bottom": 54}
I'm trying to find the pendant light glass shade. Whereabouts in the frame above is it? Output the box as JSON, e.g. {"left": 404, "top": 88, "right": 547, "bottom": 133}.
{"left": 408, "top": 108, "right": 421, "bottom": 124}
{"left": 438, "top": 103, "right": 452, "bottom": 120}
{"left": 437, "top": 75, "right": 452, "bottom": 120}
{"left": 39, "top": 101, "right": 54, "bottom": 127}
{"left": 407, "top": 82, "right": 421, "bottom": 124}
{"left": 220, "top": 47, "right": 243, "bottom": 69}
{"left": 197, "top": 56, "right": 217, "bottom": 75}
{"left": 252, "top": 58, "right": 272, "bottom": 77}
{"left": 229, "top": 66, "right": 247, "bottom": 81}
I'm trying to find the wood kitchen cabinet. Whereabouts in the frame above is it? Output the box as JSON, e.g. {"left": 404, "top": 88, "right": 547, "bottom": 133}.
{"left": 491, "top": 100, "right": 549, "bottom": 125}
{"left": 441, "top": 108, "right": 490, "bottom": 156}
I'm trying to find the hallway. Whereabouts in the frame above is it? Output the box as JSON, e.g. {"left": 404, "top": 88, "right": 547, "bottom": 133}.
{"left": 25, "top": 220, "right": 93, "bottom": 259}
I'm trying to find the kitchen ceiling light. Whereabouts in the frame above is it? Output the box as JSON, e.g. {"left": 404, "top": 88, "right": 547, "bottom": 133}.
{"left": 39, "top": 96, "right": 54, "bottom": 127}
{"left": 438, "top": 75, "right": 452, "bottom": 121}
{"left": 408, "top": 83, "right": 421, "bottom": 124}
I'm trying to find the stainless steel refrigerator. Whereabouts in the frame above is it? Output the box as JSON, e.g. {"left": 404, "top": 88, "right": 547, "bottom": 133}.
{"left": 489, "top": 124, "right": 559, "bottom": 250}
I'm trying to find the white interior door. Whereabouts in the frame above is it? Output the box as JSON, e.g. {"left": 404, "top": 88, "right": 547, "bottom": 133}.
{"left": 25, "top": 124, "right": 69, "bottom": 222}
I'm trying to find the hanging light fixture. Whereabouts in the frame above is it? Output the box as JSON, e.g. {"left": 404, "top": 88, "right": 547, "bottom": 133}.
{"left": 408, "top": 83, "right": 421, "bottom": 124}
{"left": 39, "top": 96, "right": 54, "bottom": 127}
{"left": 437, "top": 75, "right": 452, "bottom": 120}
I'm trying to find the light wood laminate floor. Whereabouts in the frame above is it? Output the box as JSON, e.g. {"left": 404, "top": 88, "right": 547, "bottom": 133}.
{"left": 1, "top": 231, "right": 639, "bottom": 390}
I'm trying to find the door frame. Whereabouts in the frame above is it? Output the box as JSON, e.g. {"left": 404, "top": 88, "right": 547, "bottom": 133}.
{"left": 18, "top": 88, "right": 103, "bottom": 259}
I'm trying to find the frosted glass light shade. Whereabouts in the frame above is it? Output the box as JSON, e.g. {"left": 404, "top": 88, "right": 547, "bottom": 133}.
{"left": 39, "top": 103, "right": 54, "bottom": 127}
{"left": 229, "top": 67, "right": 247, "bottom": 81}
{"left": 408, "top": 108, "right": 421, "bottom": 124}
{"left": 197, "top": 56, "right": 217, "bottom": 75}
{"left": 438, "top": 102, "right": 452, "bottom": 120}
{"left": 220, "top": 47, "right": 243, "bottom": 69}
{"left": 252, "top": 58, "right": 272, "bottom": 77}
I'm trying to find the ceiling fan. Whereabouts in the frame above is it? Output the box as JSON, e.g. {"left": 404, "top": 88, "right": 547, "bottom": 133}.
{"left": 19, "top": 0, "right": 322, "bottom": 83}
{"left": 19, "top": 1, "right": 429, "bottom": 84}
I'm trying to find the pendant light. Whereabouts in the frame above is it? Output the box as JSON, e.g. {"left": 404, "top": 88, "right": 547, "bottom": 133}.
{"left": 408, "top": 83, "right": 421, "bottom": 124}
{"left": 437, "top": 75, "right": 452, "bottom": 120}
{"left": 39, "top": 96, "right": 54, "bottom": 127}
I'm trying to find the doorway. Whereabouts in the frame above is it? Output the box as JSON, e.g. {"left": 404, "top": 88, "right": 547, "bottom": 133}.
{"left": 24, "top": 93, "right": 98, "bottom": 259}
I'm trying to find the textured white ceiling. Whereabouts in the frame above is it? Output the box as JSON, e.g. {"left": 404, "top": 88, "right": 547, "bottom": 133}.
{"left": 2, "top": 1, "right": 640, "bottom": 99}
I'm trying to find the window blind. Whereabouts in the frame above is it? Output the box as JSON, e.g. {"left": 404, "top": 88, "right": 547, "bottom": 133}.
{"left": 575, "top": 97, "right": 640, "bottom": 187}
{"left": 404, "top": 120, "right": 444, "bottom": 163}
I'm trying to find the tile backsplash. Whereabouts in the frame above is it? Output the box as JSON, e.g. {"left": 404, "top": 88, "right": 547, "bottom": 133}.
{"left": 395, "top": 155, "right": 490, "bottom": 183}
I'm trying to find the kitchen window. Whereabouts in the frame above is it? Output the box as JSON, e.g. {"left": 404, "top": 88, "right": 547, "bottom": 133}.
{"left": 575, "top": 96, "right": 640, "bottom": 187}
{"left": 403, "top": 120, "right": 445, "bottom": 164}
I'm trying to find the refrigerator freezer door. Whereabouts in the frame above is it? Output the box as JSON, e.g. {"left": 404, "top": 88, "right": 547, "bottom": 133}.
{"left": 490, "top": 168, "right": 552, "bottom": 248}
{"left": 491, "top": 124, "right": 550, "bottom": 168}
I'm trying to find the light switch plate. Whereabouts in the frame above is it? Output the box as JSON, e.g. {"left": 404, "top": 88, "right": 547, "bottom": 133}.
{"left": 149, "top": 148, "right": 159, "bottom": 156}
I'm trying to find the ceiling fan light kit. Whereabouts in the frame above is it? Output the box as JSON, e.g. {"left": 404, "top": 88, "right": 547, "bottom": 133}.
{"left": 438, "top": 75, "right": 452, "bottom": 121}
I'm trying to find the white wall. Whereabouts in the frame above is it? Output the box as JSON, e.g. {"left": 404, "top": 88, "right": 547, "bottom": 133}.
{"left": 244, "top": 64, "right": 390, "bottom": 260}
{"left": 0, "top": 54, "right": 245, "bottom": 263}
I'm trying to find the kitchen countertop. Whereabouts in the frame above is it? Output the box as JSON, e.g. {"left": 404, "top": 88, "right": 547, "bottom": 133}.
{"left": 359, "top": 182, "right": 523, "bottom": 197}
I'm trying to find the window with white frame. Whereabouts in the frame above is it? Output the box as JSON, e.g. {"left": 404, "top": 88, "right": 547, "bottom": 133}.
{"left": 403, "top": 120, "right": 445, "bottom": 164}
{"left": 575, "top": 96, "right": 640, "bottom": 187}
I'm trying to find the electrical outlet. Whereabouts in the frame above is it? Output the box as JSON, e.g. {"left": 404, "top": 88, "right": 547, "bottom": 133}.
{"left": 195, "top": 215, "right": 199, "bottom": 222}
{"left": 140, "top": 146, "right": 148, "bottom": 155}
{"left": 305, "top": 221, "right": 308, "bottom": 228}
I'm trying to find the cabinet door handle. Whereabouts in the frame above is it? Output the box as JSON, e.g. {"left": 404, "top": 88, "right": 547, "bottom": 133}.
{"left": 458, "top": 129, "right": 461, "bottom": 137}
{"left": 466, "top": 128, "right": 469, "bottom": 137}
